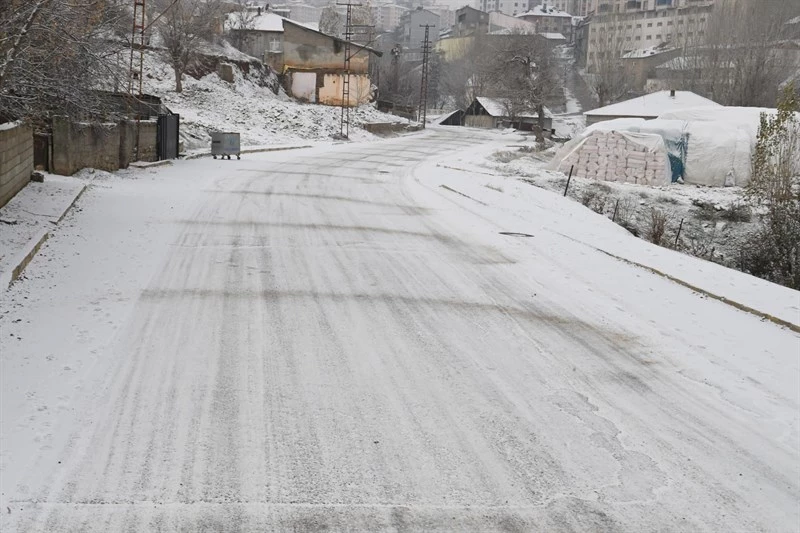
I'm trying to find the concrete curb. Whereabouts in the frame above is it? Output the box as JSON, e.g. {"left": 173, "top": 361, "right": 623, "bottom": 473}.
{"left": 183, "top": 144, "right": 313, "bottom": 160}
{"left": 553, "top": 230, "right": 800, "bottom": 334}
{"left": 57, "top": 184, "right": 88, "bottom": 223}
{"left": 595, "top": 248, "right": 800, "bottom": 334}
{"left": 130, "top": 160, "right": 173, "bottom": 169}
{"left": 1, "top": 183, "right": 87, "bottom": 290}
{"left": 1, "top": 228, "right": 49, "bottom": 290}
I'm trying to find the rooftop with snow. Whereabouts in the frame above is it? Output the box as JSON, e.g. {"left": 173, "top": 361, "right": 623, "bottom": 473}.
{"left": 585, "top": 91, "right": 721, "bottom": 119}
{"left": 516, "top": 5, "right": 572, "bottom": 18}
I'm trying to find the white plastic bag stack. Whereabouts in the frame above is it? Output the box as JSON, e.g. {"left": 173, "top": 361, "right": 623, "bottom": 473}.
{"left": 554, "top": 131, "right": 670, "bottom": 186}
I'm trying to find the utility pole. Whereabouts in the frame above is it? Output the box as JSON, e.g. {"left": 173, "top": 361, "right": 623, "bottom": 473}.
{"left": 128, "top": 0, "right": 147, "bottom": 161}
{"left": 418, "top": 24, "right": 434, "bottom": 128}
{"left": 390, "top": 44, "right": 401, "bottom": 96}
{"left": 128, "top": 0, "right": 147, "bottom": 97}
{"left": 336, "top": 2, "right": 358, "bottom": 139}
{"left": 335, "top": 2, "right": 373, "bottom": 139}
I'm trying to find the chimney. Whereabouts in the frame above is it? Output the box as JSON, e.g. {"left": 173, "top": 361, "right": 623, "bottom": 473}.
{"left": 670, "top": 89, "right": 676, "bottom": 97}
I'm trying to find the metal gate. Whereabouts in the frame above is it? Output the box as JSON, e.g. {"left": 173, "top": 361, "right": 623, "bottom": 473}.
{"left": 157, "top": 113, "right": 179, "bottom": 160}
{"left": 33, "top": 133, "right": 51, "bottom": 171}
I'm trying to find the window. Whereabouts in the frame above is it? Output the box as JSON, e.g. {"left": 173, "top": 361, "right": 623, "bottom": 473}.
{"left": 656, "top": 34, "right": 661, "bottom": 39}
{"left": 626, "top": 36, "right": 631, "bottom": 41}
{"left": 647, "top": 22, "right": 652, "bottom": 27}
{"left": 646, "top": 35, "right": 652, "bottom": 39}
{"left": 667, "top": 20, "right": 672, "bottom": 25}
{"left": 635, "top": 35, "right": 641, "bottom": 40}
{"left": 657, "top": 21, "right": 662, "bottom": 26}
{"left": 268, "top": 35, "right": 282, "bottom": 53}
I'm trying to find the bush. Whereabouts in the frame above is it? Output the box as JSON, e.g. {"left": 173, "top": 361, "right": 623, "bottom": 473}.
{"left": 649, "top": 208, "right": 668, "bottom": 245}
{"left": 741, "top": 204, "right": 800, "bottom": 289}
{"left": 720, "top": 202, "right": 753, "bottom": 223}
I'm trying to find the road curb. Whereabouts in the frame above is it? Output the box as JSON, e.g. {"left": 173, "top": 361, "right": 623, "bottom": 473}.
{"left": 183, "top": 144, "right": 313, "bottom": 160}
{"left": 130, "top": 160, "right": 173, "bottom": 169}
{"left": 1, "top": 183, "right": 87, "bottom": 290}
{"left": 594, "top": 248, "right": 800, "bottom": 334}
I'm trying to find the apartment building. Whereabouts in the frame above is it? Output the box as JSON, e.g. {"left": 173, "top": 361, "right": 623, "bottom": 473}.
{"left": 376, "top": 2, "right": 409, "bottom": 31}
{"left": 429, "top": 5, "right": 456, "bottom": 29}
{"left": 517, "top": 4, "right": 573, "bottom": 35}
{"left": 287, "top": 3, "right": 322, "bottom": 25}
{"left": 478, "top": 0, "right": 531, "bottom": 17}
{"left": 585, "top": 0, "right": 714, "bottom": 72}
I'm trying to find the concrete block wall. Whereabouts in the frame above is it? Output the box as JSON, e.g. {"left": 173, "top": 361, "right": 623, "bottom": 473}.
{"left": 118, "top": 120, "right": 137, "bottom": 169}
{"left": 138, "top": 121, "right": 158, "bottom": 162}
{"left": 0, "top": 122, "right": 34, "bottom": 208}
{"left": 53, "top": 116, "right": 121, "bottom": 176}
{"left": 119, "top": 120, "right": 159, "bottom": 167}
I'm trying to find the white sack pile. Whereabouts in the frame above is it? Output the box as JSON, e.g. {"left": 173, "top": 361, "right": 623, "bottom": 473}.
{"left": 548, "top": 130, "right": 671, "bottom": 186}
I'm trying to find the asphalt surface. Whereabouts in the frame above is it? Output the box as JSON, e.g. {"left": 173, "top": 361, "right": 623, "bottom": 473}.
{"left": 7, "top": 130, "right": 799, "bottom": 532}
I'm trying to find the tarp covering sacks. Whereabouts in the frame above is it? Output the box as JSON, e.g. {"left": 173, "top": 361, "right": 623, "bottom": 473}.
{"left": 656, "top": 106, "right": 769, "bottom": 187}
{"left": 548, "top": 129, "right": 671, "bottom": 186}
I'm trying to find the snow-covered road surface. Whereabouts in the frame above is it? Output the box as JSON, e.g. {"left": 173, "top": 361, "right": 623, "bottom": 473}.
{"left": 1, "top": 129, "right": 798, "bottom": 532}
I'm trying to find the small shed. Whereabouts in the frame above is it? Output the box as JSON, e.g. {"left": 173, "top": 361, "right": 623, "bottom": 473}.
{"left": 465, "top": 97, "right": 553, "bottom": 131}
{"left": 584, "top": 90, "right": 720, "bottom": 126}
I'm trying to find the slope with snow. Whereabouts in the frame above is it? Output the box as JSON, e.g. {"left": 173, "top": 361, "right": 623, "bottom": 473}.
{"left": 140, "top": 48, "right": 408, "bottom": 150}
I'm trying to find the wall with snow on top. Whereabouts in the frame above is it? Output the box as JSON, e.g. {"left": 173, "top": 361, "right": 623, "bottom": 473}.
{"left": 0, "top": 122, "right": 33, "bottom": 208}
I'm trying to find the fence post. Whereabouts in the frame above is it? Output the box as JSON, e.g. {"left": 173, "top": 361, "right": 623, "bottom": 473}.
{"left": 674, "top": 218, "right": 684, "bottom": 247}
{"left": 564, "top": 165, "right": 574, "bottom": 197}
{"left": 612, "top": 199, "right": 620, "bottom": 222}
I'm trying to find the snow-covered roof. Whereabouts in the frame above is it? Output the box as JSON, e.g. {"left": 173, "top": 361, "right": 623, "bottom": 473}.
{"left": 227, "top": 12, "right": 285, "bottom": 32}
{"left": 585, "top": 91, "right": 721, "bottom": 118}
{"left": 516, "top": 5, "right": 571, "bottom": 18}
{"left": 489, "top": 11, "right": 536, "bottom": 31}
{"left": 786, "top": 15, "right": 800, "bottom": 25}
{"left": 541, "top": 32, "right": 566, "bottom": 40}
{"left": 226, "top": 11, "right": 381, "bottom": 55}
{"left": 623, "top": 44, "right": 675, "bottom": 59}
{"left": 474, "top": 97, "right": 552, "bottom": 118}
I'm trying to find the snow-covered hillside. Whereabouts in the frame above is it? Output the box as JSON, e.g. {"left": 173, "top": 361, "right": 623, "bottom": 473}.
{"left": 140, "top": 47, "right": 408, "bottom": 150}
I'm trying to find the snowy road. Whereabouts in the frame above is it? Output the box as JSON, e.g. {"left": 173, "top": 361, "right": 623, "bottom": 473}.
{"left": 2, "top": 129, "right": 799, "bottom": 532}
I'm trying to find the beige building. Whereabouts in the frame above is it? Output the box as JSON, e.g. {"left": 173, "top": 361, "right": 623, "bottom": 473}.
{"left": 228, "top": 12, "right": 381, "bottom": 106}
{"left": 586, "top": 1, "right": 713, "bottom": 72}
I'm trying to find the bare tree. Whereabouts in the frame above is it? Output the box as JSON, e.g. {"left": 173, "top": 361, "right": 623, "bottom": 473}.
{"left": 677, "top": 0, "right": 800, "bottom": 107}
{"left": 319, "top": 4, "right": 342, "bottom": 38}
{"left": 154, "top": 0, "right": 223, "bottom": 93}
{"left": 586, "top": 13, "right": 631, "bottom": 107}
{"left": 0, "top": 0, "right": 127, "bottom": 122}
{"left": 226, "top": 0, "right": 258, "bottom": 50}
{"left": 486, "top": 31, "right": 558, "bottom": 128}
